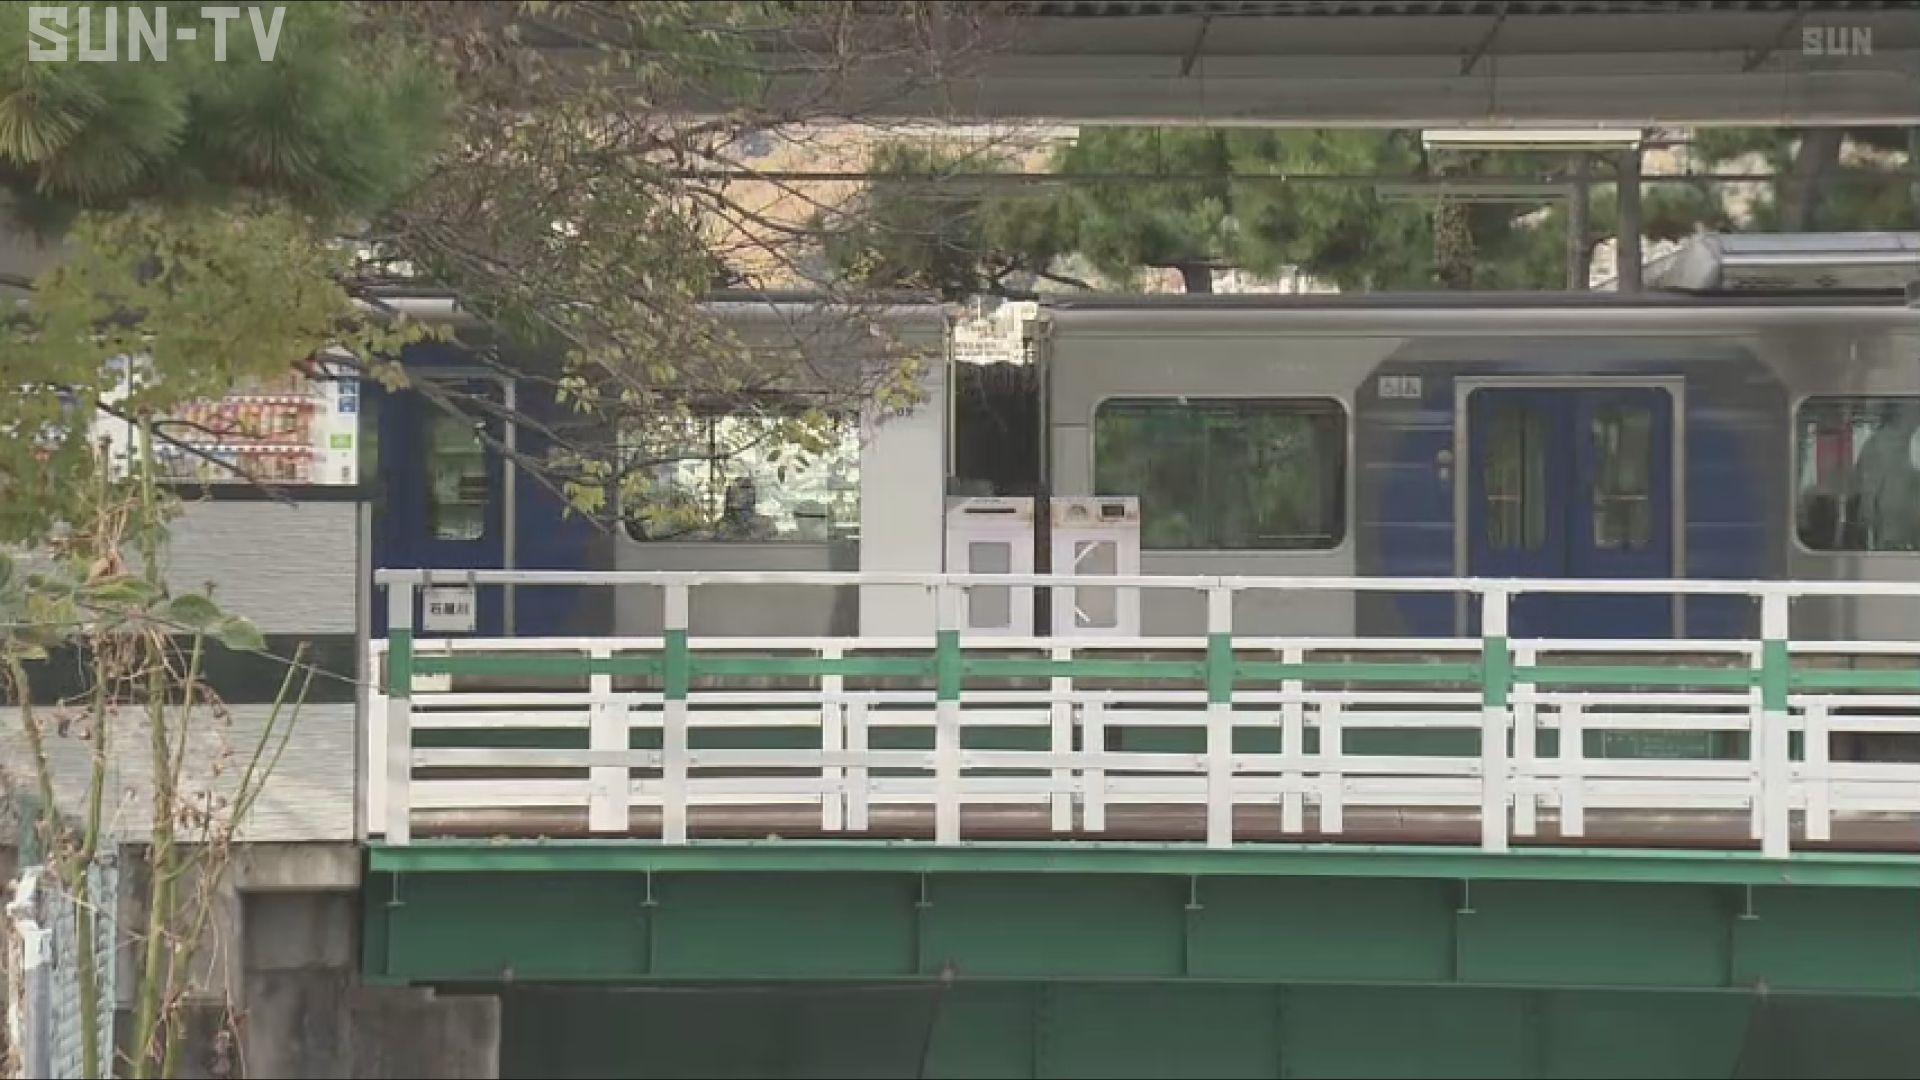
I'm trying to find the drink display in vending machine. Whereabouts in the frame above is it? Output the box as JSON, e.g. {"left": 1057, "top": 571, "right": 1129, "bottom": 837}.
{"left": 132, "top": 366, "right": 361, "bottom": 487}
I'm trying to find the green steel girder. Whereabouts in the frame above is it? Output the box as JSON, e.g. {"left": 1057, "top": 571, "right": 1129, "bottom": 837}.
{"left": 367, "top": 840, "right": 1920, "bottom": 887}
{"left": 363, "top": 843, "right": 1920, "bottom": 993}
{"left": 495, "top": 982, "right": 1920, "bottom": 1080}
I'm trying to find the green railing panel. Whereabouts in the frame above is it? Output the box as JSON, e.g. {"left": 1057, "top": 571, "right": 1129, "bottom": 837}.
{"left": 1762, "top": 640, "right": 1791, "bottom": 710}
{"left": 1518, "top": 664, "right": 1758, "bottom": 688}
{"left": 935, "top": 630, "right": 962, "bottom": 703}
{"left": 963, "top": 658, "right": 1207, "bottom": 680}
{"left": 1207, "top": 633, "right": 1234, "bottom": 705}
{"left": 1233, "top": 661, "right": 1482, "bottom": 684}
{"left": 1482, "top": 636, "right": 1510, "bottom": 708}
{"left": 387, "top": 628, "right": 413, "bottom": 696}
{"left": 663, "top": 629, "right": 689, "bottom": 700}
{"left": 691, "top": 656, "right": 934, "bottom": 678}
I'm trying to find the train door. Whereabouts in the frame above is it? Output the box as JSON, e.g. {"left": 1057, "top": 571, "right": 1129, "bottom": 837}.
{"left": 1466, "top": 385, "right": 1675, "bottom": 638}
{"left": 370, "top": 376, "right": 511, "bottom": 637}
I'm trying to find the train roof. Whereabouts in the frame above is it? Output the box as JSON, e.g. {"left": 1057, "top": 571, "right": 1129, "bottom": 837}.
{"left": 1034, "top": 288, "right": 1920, "bottom": 334}
{"left": 358, "top": 283, "right": 1920, "bottom": 340}
{"left": 1040, "top": 289, "right": 1916, "bottom": 311}
{"left": 1643, "top": 232, "right": 1920, "bottom": 292}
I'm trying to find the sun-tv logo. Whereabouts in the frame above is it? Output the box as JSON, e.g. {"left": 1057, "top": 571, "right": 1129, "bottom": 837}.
{"left": 1803, "top": 26, "right": 1873, "bottom": 57}
{"left": 28, "top": 6, "right": 287, "bottom": 62}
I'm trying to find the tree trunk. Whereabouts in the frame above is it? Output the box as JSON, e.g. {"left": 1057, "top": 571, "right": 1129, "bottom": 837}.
{"left": 1431, "top": 153, "right": 1474, "bottom": 290}
{"left": 1779, "top": 129, "right": 1844, "bottom": 231}
{"left": 1432, "top": 198, "right": 1474, "bottom": 290}
{"left": 1616, "top": 148, "right": 1642, "bottom": 292}
{"left": 1565, "top": 154, "right": 1591, "bottom": 290}
{"left": 1175, "top": 263, "right": 1213, "bottom": 293}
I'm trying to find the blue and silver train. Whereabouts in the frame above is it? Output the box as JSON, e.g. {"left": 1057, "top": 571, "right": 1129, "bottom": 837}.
{"left": 369, "top": 234, "right": 1920, "bottom": 644}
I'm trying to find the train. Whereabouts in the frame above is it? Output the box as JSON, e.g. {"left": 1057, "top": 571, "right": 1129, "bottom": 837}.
{"left": 370, "top": 233, "right": 1920, "bottom": 644}
{"left": 1036, "top": 288, "right": 1920, "bottom": 642}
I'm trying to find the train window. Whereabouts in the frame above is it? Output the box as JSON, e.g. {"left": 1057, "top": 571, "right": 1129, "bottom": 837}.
{"left": 425, "top": 410, "right": 489, "bottom": 541}
{"left": 620, "top": 413, "right": 860, "bottom": 543}
{"left": 1795, "top": 397, "right": 1920, "bottom": 553}
{"left": 1484, "top": 406, "right": 1549, "bottom": 551}
{"left": 1591, "top": 405, "right": 1655, "bottom": 551}
{"left": 1093, "top": 398, "right": 1345, "bottom": 550}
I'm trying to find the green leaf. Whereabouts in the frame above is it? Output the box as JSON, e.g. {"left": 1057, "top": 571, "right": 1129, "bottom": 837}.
{"left": 214, "top": 616, "right": 266, "bottom": 653}
{"left": 160, "top": 592, "right": 223, "bottom": 630}
{"left": 84, "top": 576, "right": 164, "bottom": 608}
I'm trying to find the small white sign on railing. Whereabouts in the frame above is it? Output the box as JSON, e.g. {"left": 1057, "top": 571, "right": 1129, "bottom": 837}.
{"left": 422, "top": 586, "right": 477, "bottom": 634}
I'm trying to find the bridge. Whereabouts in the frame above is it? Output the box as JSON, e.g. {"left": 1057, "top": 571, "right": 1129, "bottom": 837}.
{"left": 361, "top": 569, "right": 1920, "bottom": 1076}
{"left": 369, "top": 570, "right": 1920, "bottom": 856}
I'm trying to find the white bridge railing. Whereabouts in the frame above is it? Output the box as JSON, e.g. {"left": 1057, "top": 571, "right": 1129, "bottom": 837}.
{"left": 367, "top": 571, "right": 1920, "bottom": 858}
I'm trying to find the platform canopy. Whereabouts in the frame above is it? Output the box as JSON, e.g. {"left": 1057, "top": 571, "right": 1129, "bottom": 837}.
{"left": 788, "top": 1, "right": 1919, "bottom": 128}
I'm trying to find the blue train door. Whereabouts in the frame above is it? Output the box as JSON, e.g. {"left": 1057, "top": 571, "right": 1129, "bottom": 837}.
{"left": 370, "top": 376, "right": 510, "bottom": 637}
{"left": 1467, "top": 386, "right": 1674, "bottom": 638}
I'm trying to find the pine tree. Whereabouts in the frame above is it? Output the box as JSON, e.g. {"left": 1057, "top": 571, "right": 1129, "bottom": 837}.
{"left": 825, "top": 125, "right": 1915, "bottom": 294}
{"left": 0, "top": 1, "right": 442, "bottom": 237}
{"left": 819, "top": 141, "right": 1074, "bottom": 298}
{"left": 1053, "top": 128, "right": 1236, "bottom": 293}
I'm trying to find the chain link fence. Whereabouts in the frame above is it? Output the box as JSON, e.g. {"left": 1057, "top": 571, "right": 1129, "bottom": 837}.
{"left": 4, "top": 855, "right": 117, "bottom": 1080}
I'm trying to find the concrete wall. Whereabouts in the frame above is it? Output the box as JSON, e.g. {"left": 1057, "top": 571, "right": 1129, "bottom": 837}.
{"left": 243, "top": 887, "right": 500, "bottom": 1079}
{"left": 0, "top": 497, "right": 365, "bottom": 844}
{"left": 0, "top": 704, "right": 356, "bottom": 844}
{"left": 162, "top": 501, "right": 361, "bottom": 634}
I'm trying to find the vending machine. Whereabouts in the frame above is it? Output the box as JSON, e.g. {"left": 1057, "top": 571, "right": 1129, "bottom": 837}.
{"left": 943, "top": 496, "right": 1035, "bottom": 637}
{"left": 1049, "top": 497, "right": 1141, "bottom": 638}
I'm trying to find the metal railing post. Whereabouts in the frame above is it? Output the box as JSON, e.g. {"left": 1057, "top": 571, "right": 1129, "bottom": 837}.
{"left": 821, "top": 643, "right": 845, "bottom": 833}
{"left": 383, "top": 577, "right": 415, "bottom": 845}
{"left": 934, "top": 583, "right": 963, "bottom": 845}
{"left": 1805, "top": 703, "right": 1832, "bottom": 842}
{"left": 1281, "top": 645, "right": 1305, "bottom": 835}
{"left": 587, "top": 644, "right": 625, "bottom": 833}
{"left": 1049, "top": 645, "right": 1074, "bottom": 832}
{"left": 662, "top": 582, "right": 691, "bottom": 844}
{"left": 1205, "top": 584, "right": 1236, "bottom": 849}
{"left": 1480, "top": 586, "right": 1512, "bottom": 853}
{"left": 1512, "top": 644, "right": 1538, "bottom": 837}
{"left": 1758, "top": 591, "right": 1792, "bottom": 858}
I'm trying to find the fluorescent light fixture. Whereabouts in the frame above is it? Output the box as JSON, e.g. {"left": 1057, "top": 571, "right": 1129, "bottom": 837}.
{"left": 1422, "top": 128, "right": 1644, "bottom": 152}
{"left": 1375, "top": 181, "right": 1565, "bottom": 203}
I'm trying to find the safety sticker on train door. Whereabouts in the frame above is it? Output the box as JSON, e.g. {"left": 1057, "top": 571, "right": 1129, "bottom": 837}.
{"left": 1377, "top": 375, "right": 1423, "bottom": 400}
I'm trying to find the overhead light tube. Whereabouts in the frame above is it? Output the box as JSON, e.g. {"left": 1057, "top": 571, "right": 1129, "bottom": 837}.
{"left": 1421, "top": 128, "right": 1644, "bottom": 152}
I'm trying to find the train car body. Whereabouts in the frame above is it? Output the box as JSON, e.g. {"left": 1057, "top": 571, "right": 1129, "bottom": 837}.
{"left": 1043, "top": 293, "right": 1920, "bottom": 641}
{"left": 366, "top": 252, "right": 1920, "bottom": 646}
{"left": 608, "top": 297, "right": 951, "bottom": 637}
